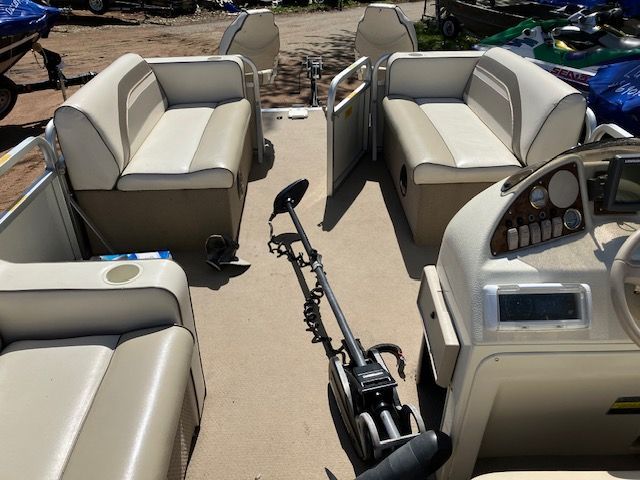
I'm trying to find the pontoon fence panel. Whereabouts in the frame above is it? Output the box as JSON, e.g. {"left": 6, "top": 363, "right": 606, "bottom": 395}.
{"left": 327, "top": 57, "right": 372, "bottom": 197}
{"left": 0, "top": 136, "right": 81, "bottom": 263}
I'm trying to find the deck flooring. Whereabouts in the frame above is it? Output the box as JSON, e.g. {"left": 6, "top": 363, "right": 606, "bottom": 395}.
{"left": 179, "top": 111, "right": 437, "bottom": 480}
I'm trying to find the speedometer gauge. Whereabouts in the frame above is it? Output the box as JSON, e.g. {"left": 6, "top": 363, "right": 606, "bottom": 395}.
{"left": 529, "top": 186, "right": 548, "bottom": 209}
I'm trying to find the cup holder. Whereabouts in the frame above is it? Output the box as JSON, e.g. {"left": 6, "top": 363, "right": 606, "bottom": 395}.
{"left": 104, "top": 263, "right": 142, "bottom": 285}
{"left": 400, "top": 164, "right": 408, "bottom": 197}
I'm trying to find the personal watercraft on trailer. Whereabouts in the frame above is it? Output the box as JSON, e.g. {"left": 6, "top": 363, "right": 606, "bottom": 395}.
{"left": 478, "top": 11, "right": 640, "bottom": 90}
{"left": 0, "top": 0, "right": 95, "bottom": 119}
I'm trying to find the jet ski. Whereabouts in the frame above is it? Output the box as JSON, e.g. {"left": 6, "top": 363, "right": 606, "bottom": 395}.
{"left": 478, "top": 8, "right": 640, "bottom": 90}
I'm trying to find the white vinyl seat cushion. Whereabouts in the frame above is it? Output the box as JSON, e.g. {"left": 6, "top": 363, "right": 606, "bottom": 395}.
{"left": 117, "top": 99, "right": 251, "bottom": 191}
{"left": 0, "top": 326, "right": 193, "bottom": 480}
{"left": 384, "top": 96, "right": 522, "bottom": 184}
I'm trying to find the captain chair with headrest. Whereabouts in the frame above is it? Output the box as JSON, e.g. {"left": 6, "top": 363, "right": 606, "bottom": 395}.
{"left": 355, "top": 3, "right": 417, "bottom": 65}
{"left": 219, "top": 9, "right": 280, "bottom": 85}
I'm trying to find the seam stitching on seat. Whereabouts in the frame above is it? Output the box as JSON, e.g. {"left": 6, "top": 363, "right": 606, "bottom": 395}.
{"left": 126, "top": 70, "right": 165, "bottom": 161}
{"left": 412, "top": 106, "right": 454, "bottom": 183}
{"left": 190, "top": 107, "right": 219, "bottom": 173}
{"left": 58, "top": 336, "right": 119, "bottom": 479}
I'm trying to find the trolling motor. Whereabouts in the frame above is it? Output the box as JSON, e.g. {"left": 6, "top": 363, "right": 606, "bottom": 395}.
{"left": 268, "top": 179, "right": 451, "bottom": 470}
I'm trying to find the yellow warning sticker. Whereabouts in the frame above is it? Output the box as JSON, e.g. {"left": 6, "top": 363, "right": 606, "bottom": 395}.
{"left": 608, "top": 397, "right": 640, "bottom": 415}
{"left": 345, "top": 106, "right": 353, "bottom": 119}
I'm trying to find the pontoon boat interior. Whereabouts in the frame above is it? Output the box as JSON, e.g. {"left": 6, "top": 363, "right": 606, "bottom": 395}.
{"left": 1, "top": 4, "right": 640, "bottom": 479}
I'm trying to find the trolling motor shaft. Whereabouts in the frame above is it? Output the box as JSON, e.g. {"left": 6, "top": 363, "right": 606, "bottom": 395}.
{"left": 283, "top": 197, "right": 402, "bottom": 441}
{"left": 268, "top": 179, "right": 446, "bottom": 463}
{"left": 284, "top": 199, "right": 367, "bottom": 367}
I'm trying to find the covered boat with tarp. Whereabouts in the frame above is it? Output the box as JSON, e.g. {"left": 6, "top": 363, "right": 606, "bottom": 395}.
{"left": 589, "top": 60, "right": 640, "bottom": 135}
{"left": 0, "top": 0, "right": 59, "bottom": 75}
{"left": 536, "top": 0, "right": 640, "bottom": 18}
{"left": 0, "top": 0, "right": 94, "bottom": 120}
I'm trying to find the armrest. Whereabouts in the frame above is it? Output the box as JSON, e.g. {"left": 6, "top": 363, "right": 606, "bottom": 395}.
{"left": 386, "top": 51, "right": 482, "bottom": 99}
{"left": 147, "top": 55, "right": 247, "bottom": 106}
{"left": 0, "top": 259, "right": 194, "bottom": 343}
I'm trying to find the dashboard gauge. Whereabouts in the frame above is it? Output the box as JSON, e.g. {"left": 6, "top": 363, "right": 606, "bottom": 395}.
{"left": 529, "top": 186, "right": 548, "bottom": 209}
{"left": 563, "top": 208, "right": 583, "bottom": 231}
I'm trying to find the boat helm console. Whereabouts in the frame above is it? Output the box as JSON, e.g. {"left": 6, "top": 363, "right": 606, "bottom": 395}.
{"left": 420, "top": 139, "right": 640, "bottom": 479}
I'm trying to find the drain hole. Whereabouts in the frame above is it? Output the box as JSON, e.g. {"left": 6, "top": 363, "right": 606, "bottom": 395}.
{"left": 400, "top": 164, "right": 407, "bottom": 197}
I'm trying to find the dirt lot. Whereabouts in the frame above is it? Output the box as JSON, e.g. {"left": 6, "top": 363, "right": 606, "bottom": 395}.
{"left": 0, "top": 1, "right": 429, "bottom": 210}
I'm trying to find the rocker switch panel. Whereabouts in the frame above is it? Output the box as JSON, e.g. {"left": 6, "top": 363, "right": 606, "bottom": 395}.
{"left": 541, "top": 219, "right": 552, "bottom": 241}
{"left": 530, "top": 223, "right": 541, "bottom": 244}
{"left": 552, "top": 217, "right": 563, "bottom": 238}
{"left": 507, "top": 228, "right": 519, "bottom": 251}
{"left": 518, "top": 225, "right": 530, "bottom": 248}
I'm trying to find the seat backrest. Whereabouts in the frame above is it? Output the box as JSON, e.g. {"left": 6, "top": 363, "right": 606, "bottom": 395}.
{"left": 355, "top": 3, "right": 417, "bottom": 63}
{"left": 55, "top": 53, "right": 167, "bottom": 191}
{"left": 386, "top": 51, "right": 482, "bottom": 99}
{"left": 464, "top": 47, "right": 586, "bottom": 166}
{"left": 218, "top": 9, "right": 280, "bottom": 73}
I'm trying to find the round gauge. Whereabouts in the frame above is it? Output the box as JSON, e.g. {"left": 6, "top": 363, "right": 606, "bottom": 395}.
{"left": 529, "top": 185, "right": 548, "bottom": 209}
{"left": 563, "top": 208, "right": 583, "bottom": 231}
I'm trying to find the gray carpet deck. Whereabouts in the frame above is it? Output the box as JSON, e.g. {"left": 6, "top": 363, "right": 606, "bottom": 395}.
{"left": 180, "top": 111, "right": 437, "bottom": 480}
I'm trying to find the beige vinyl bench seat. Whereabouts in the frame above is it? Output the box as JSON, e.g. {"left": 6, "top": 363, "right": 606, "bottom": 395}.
{"left": 0, "top": 326, "right": 192, "bottom": 479}
{"left": 118, "top": 100, "right": 251, "bottom": 191}
{"left": 384, "top": 96, "right": 521, "bottom": 185}
{"left": 54, "top": 53, "right": 255, "bottom": 254}
{"left": 0, "top": 259, "right": 205, "bottom": 480}
{"left": 382, "top": 47, "right": 587, "bottom": 245}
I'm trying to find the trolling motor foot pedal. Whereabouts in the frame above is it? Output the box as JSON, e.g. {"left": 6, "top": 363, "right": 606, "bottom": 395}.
{"left": 205, "top": 234, "right": 250, "bottom": 271}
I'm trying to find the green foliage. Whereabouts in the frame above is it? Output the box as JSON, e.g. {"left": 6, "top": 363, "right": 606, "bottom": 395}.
{"left": 271, "top": 0, "right": 358, "bottom": 14}
{"left": 414, "top": 21, "right": 479, "bottom": 51}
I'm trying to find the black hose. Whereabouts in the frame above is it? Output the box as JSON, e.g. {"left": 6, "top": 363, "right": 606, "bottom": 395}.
{"left": 354, "top": 431, "right": 452, "bottom": 480}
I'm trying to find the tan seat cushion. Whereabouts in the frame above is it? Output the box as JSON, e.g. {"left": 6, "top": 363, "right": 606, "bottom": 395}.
{"left": 117, "top": 99, "right": 251, "bottom": 191}
{"left": 0, "top": 326, "right": 193, "bottom": 480}
{"left": 384, "top": 96, "right": 521, "bottom": 185}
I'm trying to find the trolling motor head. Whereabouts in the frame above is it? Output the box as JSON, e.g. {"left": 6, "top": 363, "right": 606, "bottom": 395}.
{"left": 269, "top": 178, "right": 309, "bottom": 220}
